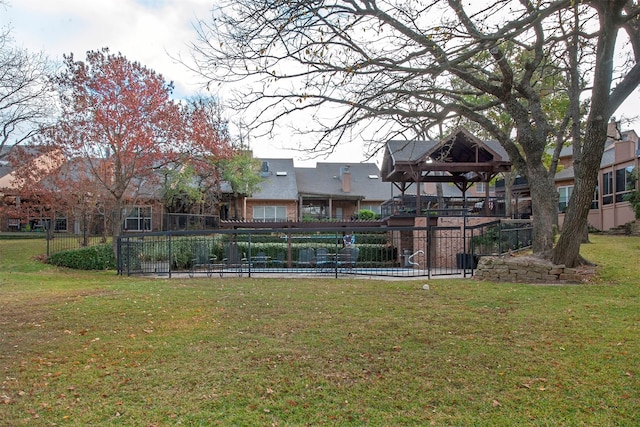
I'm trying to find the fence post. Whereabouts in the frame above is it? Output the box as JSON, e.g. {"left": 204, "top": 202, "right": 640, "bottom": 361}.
{"left": 168, "top": 234, "right": 172, "bottom": 278}
{"left": 83, "top": 213, "right": 88, "bottom": 247}
{"left": 45, "top": 222, "right": 51, "bottom": 258}
{"left": 248, "top": 233, "right": 252, "bottom": 277}
{"left": 463, "top": 208, "right": 468, "bottom": 277}
{"left": 334, "top": 231, "right": 340, "bottom": 279}
{"left": 117, "top": 235, "right": 122, "bottom": 275}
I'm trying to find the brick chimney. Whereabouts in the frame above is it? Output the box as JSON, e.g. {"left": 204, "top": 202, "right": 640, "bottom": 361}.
{"left": 341, "top": 166, "right": 352, "bottom": 193}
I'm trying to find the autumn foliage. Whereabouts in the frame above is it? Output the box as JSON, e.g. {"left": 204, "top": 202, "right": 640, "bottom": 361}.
{"left": 29, "top": 48, "right": 232, "bottom": 239}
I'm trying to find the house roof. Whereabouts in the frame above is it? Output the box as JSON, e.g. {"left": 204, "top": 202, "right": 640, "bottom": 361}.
{"left": 252, "top": 158, "right": 299, "bottom": 200}
{"left": 295, "top": 162, "right": 392, "bottom": 201}
{"left": 555, "top": 165, "right": 575, "bottom": 181}
{"left": 0, "top": 145, "right": 64, "bottom": 191}
{"left": 599, "top": 148, "right": 616, "bottom": 168}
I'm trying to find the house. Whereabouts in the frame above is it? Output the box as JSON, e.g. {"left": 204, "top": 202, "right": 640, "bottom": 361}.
{"left": 493, "top": 119, "right": 638, "bottom": 231}
{"left": 234, "top": 159, "right": 394, "bottom": 223}
{"left": 0, "top": 145, "right": 67, "bottom": 231}
{"left": 242, "top": 158, "right": 299, "bottom": 222}
{"left": 295, "top": 162, "right": 392, "bottom": 220}
{"left": 557, "top": 119, "right": 639, "bottom": 231}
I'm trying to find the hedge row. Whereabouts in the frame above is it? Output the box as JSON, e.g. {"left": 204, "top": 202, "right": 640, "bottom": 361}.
{"left": 48, "top": 244, "right": 116, "bottom": 270}
{"left": 123, "top": 236, "right": 397, "bottom": 270}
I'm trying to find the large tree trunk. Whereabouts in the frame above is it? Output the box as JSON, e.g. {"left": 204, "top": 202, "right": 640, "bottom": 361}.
{"left": 553, "top": 121, "right": 607, "bottom": 267}
{"left": 503, "top": 171, "right": 516, "bottom": 218}
{"left": 552, "top": 1, "right": 622, "bottom": 268}
{"left": 526, "top": 163, "right": 557, "bottom": 254}
{"left": 111, "top": 197, "right": 124, "bottom": 255}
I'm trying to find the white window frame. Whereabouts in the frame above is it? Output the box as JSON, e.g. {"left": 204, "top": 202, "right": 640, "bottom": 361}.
{"left": 125, "top": 206, "right": 152, "bottom": 231}
{"left": 557, "top": 185, "right": 573, "bottom": 212}
{"left": 253, "top": 205, "right": 287, "bottom": 222}
{"left": 54, "top": 217, "right": 68, "bottom": 232}
{"left": 602, "top": 171, "right": 614, "bottom": 205}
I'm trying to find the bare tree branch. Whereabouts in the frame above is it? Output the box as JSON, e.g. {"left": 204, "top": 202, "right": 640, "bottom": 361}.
{"left": 0, "top": 28, "right": 56, "bottom": 158}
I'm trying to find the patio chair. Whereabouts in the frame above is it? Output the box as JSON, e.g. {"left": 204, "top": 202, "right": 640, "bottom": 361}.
{"left": 315, "top": 247, "right": 331, "bottom": 271}
{"left": 337, "top": 246, "right": 359, "bottom": 271}
{"left": 220, "top": 243, "right": 246, "bottom": 277}
{"left": 189, "top": 241, "right": 216, "bottom": 278}
{"left": 296, "top": 247, "right": 315, "bottom": 268}
{"left": 271, "top": 251, "right": 285, "bottom": 268}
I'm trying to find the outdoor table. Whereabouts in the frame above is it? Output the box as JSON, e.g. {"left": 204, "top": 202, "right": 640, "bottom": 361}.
{"left": 251, "top": 255, "right": 271, "bottom": 268}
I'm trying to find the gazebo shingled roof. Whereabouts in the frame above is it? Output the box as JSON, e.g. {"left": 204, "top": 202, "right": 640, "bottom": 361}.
{"left": 380, "top": 127, "right": 511, "bottom": 196}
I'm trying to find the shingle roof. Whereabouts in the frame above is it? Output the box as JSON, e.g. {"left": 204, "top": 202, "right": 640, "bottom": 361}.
{"left": 385, "top": 140, "right": 435, "bottom": 163}
{"left": 252, "top": 158, "right": 299, "bottom": 200}
{"left": 384, "top": 134, "right": 510, "bottom": 165}
{"left": 295, "top": 162, "right": 393, "bottom": 201}
{"left": 600, "top": 149, "right": 615, "bottom": 168}
{"left": 555, "top": 165, "right": 574, "bottom": 180}
{"left": 381, "top": 128, "right": 511, "bottom": 185}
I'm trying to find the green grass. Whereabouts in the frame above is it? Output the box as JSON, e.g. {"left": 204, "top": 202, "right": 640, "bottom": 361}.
{"left": 1, "top": 235, "right": 639, "bottom": 426}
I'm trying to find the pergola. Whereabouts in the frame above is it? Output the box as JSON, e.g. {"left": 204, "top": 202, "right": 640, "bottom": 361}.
{"left": 380, "top": 127, "right": 512, "bottom": 213}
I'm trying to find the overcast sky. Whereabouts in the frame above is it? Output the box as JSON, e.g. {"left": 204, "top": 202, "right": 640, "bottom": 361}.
{"left": 1, "top": 0, "right": 211, "bottom": 98}
{"left": 2, "top": 0, "right": 639, "bottom": 166}
{"left": 1, "top": 0, "right": 345, "bottom": 165}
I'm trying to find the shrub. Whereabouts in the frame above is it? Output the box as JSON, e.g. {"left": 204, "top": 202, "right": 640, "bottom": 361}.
{"left": 48, "top": 244, "right": 116, "bottom": 270}
{"left": 356, "top": 209, "right": 377, "bottom": 220}
{"left": 623, "top": 168, "right": 640, "bottom": 219}
{"left": 624, "top": 190, "right": 640, "bottom": 219}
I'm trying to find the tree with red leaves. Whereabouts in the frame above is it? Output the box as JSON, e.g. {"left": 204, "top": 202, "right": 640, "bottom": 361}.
{"left": 43, "top": 48, "right": 230, "bottom": 245}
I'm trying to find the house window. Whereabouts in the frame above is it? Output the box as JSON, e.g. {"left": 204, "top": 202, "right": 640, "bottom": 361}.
{"left": 615, "top": 166, "right": 635, "bottom": 202}
{"left": 591, "top": 186, "right": 599, "bottom": 210}
{"left": 125, "top": 207, "right": 152, "bottom": 231}
{"left": 54, "top": 217, "right": 68, "bottom": 232}
{"left": 253, "top": 206, "right": 287, "bottom": 222}
{"left": 557, "top": 186, "right": 573, "bottom": 212}
{"left": 602, "top": 171, "right": 613, "bottom": 205}
{"left": 475, "top": 182, "right": 486, "bottom": 193}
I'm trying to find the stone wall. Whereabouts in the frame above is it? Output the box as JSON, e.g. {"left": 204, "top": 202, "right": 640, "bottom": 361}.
{"left": 474, "top": 255, "right": 593, "bottom": 284}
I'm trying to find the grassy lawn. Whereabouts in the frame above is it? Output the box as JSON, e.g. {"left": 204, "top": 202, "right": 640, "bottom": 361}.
{"left": 1, "top": 235, "right": 639, "bottom": 426}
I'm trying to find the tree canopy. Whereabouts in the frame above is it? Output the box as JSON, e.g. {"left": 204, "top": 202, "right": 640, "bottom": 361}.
{"left": 42, "top": 49, "right": 232, "bottom": 241}
{"left": 190, "top": 0, "right": 640, "bottom": 267}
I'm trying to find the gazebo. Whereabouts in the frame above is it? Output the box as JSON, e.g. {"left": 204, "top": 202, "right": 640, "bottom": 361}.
{"left": 380, "top": 127, "right": 512, "bottom": 216}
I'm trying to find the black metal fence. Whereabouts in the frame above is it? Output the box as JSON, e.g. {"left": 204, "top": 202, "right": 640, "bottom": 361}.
{"left": 468, "top": 219, "right": 534, "bottom": 256}
{"left": 44, "top": 231, "right": 110, "bottom": 257}
{"left": 117, "top": 220, "right": 532, "bottom": 279}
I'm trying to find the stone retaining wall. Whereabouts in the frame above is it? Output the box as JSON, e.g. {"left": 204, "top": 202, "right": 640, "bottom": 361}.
{"left": 474, "top": 255, "right": 592, "bottom": 284}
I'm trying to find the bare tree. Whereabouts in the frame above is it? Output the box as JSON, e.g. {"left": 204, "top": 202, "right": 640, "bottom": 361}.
{"left": 0, "top": 26, "right": 55, "bottom": 158}
{"left": 189, "top": 0, "right": 640, "bottom": 267}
